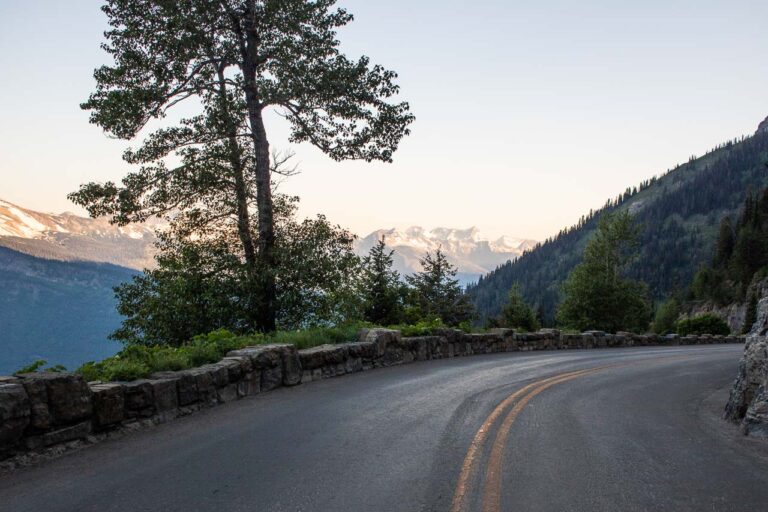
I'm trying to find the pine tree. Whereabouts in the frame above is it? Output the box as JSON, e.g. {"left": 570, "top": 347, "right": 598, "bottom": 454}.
{"left": 497, "top": 285, "right": 540, "bottom": 331}
{"left": 406, "top": 249, "right": 474, "bottom": 326}
{"left": 714, "top": 217, "right": 735, "bottom": 268}
{"left": 359, "top": 238, "right": 403, "bottom": 326}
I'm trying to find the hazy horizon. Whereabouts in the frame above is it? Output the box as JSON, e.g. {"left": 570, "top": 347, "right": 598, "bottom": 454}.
{"left": 1, "top": 0, "right": 767, "bottom": 241}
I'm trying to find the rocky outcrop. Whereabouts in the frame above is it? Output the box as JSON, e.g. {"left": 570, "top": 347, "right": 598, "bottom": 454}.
{"left": 724, "top": 297, "right": 768, "bottom": 437}
{"left": 0, "top": 330, "right": 744, "bottom": 463}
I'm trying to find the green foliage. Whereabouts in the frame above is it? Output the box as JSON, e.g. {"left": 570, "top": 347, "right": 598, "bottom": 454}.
{"left": 74, "top": 324, "right": 378, "bottom": 382}
{"left": 389, "top": 318, "right": 447, "bottom": 337}
{"left": 493, "top": 285, "right": 540, "bottom": 331}
{"left": 15, "top": 360, "right": 47, "bottom": 374}
{"left": 269, "top": 323, "right": 369, "bottom": 350}
{"left": 468, "top": 131, "right": 768, "bottom": 324}
{"left": 652, "top": 298, "right": 680, "bottom": 334}
{"left": 556, "top": 211, "right": 651, "bottom": 333}
{"left": 111, "top": 197, "right": 361, "bottom": 346}
{"left": 358, "top": 238, "right": 404, "bottom": 325}
{"left": 743, "top": 292, "right": 759, "bottom": 334}
{"left": 691, "top": 188, "right": 768, "bottom": 305}
{"left": 14, "top": 360, "right": 68, "bottom": 375}
{"left": 77, "top": 359, "right": 150, "bottom": 382}
{"left": 676, "top": 314, "right": 730, "bottom": 336}
{"left": 73, "top": 0, "right": 413, "bottom": 333}
{"left": 405, "top": 249, "right": 474, "bottom": 327}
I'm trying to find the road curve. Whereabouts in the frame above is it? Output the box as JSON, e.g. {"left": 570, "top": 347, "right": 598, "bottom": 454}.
{"left": 1, "top": 345, "right": 767, "bottom": 512}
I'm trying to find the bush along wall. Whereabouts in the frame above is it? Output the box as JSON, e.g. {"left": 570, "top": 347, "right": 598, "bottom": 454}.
{"left": 0, "top": 329, "right": 744, "bottom": 464}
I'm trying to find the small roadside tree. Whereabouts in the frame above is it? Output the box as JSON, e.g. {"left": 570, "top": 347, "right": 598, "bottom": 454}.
{"left": 358, "top": 238, "right": 403, "bottom": 326}
{"left": 406, "top": 249, "right": 473, "bottom": 326}
{"left": 557, "top": 211, "right": 651, "bottom": 333}
{"left": 651, "top": 297, "right": 680, "bottom": 335}
{"left": 495, "top": 285, "right": 540, "bottom": 332}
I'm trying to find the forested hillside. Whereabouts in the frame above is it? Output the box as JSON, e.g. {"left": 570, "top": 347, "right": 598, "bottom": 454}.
{"left": 0, "top": 247, "right": 134, "bottom": 373}
{"left": 468, "top": 128, "right": 768, "bottom": 325}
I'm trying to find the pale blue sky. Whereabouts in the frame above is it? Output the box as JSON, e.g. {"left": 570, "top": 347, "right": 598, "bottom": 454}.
{"left": 1, "top": 0, "right": 766, "bottom": 240}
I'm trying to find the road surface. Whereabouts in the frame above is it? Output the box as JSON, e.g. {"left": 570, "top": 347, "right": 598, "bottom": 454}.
{"left": 1, "top": 345, "right": 767, "bottom": 511}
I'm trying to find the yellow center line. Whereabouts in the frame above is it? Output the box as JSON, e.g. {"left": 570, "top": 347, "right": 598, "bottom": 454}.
{"left": 450, "top": 353, "right": 697, "bottom": 512}
{"left": 479, "top": 369, "right": 602, "bottom": 512}
{"left": 448, "top": 368, "right": 599, "bottom": 512}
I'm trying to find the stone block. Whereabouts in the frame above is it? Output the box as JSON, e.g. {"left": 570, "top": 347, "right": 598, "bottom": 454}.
{"left": 18, "top": 372, "right": 92, "bottom": 427}
{"left": 124, "top": 380, "right": 155, "bottom": 418}
{"left": 0, "top": 383, "right": 30, "bottom": 451}
{"left": 150, "top": 379, "right": 178, "bottom": 412}
{"left": 90, "top": 383, "right": 125, "bottom": 428}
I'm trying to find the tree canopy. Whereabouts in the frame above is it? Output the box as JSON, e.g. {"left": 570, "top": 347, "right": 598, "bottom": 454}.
{"left": 72, "top": 0, "right": 413, "bottom": 331}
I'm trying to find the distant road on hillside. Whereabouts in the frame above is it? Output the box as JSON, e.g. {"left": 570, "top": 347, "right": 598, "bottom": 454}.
{"left": 2, "top": 345, "right": 767, "bottom": 511}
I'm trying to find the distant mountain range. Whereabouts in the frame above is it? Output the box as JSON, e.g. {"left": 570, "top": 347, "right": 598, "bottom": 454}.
{"left": 355, "top": 227, "right": 536, "bottom": 285}
{"left": 0, "top": 198, "right": 157, "bottom": 270}
{"left": 0, "top": 198, "right": 535, "bottom": 285}
{"left": 468, "top": 115, "right": 768, "bottom": 325}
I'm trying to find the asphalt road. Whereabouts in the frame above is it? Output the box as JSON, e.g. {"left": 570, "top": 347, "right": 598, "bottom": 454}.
{"left": 1, "top": 345, "right": 767, "bottom": 512}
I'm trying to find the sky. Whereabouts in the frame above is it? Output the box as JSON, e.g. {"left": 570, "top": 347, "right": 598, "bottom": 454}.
{"left": 0, "top": 1, "right": 767, "bottom": 241}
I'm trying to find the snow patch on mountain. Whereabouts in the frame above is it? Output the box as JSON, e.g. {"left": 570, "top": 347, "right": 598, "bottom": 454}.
{"left": 0, "top": 198, "right": 158, "bottom": 270}
{"left": 355, "top": 227, "right": 537, "bottom": 285}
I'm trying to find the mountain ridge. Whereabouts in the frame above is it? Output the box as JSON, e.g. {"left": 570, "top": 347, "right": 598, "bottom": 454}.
{"left": 0, "top": 198, "right": 157, "bottom": 270}
{"left": 468, "top": 120, "right": 768, "bottom": 324}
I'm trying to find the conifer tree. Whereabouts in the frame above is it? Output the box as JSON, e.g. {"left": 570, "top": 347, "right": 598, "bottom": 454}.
{"left": 359, "top": 238, "right": 403, "bottom": 326}
{"left": 496, "top": 284, "right": 540, "bottom": 331}
{"left": 406, "top": 249, "right": 473, "bottom": 326}
{"left": 556, "top": 211, "right": 651, "bottom": 333}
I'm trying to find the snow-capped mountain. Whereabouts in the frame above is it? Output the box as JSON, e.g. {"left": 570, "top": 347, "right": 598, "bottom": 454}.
{"left": 355, "top": 227, "right": 537, "bottom": 285}
{"left": 0, "top": 198, "right": 157, "bottom": 270}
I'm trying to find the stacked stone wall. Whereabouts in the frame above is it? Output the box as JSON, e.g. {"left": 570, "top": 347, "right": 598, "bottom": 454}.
{"left": 1, "top": 330, "right": 744, "bottom": 461}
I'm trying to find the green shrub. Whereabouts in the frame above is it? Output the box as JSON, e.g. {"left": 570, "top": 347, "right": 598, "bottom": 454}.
{"left": 269, "top": 323, "right": 368, "bottom": 349}
{"left": 14, "top": 360, "right": 68, "bottom": 375}
{"left": 15, "top": 359, "right": 48, "bottom": 374}
{"left": 389, "top": 317, "right": 446, "bottom": 337}
{"left": 676, "top": 314, "right": 730, "bottom": 336}
{"left": 77, "top": 358, "right": 150, "bottom": 382}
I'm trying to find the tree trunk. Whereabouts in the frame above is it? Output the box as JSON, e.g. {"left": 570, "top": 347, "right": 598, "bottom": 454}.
{"left": 215, "top": 68, "right": 258, "bottom": 270}
{"left": 242, "top": 5, "right": 277, "bottom": 332}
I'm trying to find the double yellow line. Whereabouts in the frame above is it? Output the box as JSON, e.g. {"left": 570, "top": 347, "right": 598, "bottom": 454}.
{"left": 449, "top": 366, "right": 608, "bottom": 512}
{"left": 450, "top": 354, "right": 696, "bottom": 512}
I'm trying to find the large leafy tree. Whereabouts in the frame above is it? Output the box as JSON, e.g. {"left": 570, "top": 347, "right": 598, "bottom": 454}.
{"left": 556, "top": 211, "right": 651, "bottom": 333}
{"left": 72, "top": 0, "right": 414, "bottom": 331}
{"left": 406, "top": 249, "right": 474, "bottom": 326}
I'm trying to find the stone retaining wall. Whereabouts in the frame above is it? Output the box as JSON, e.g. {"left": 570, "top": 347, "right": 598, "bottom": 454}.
{"left": 0, "top": 329, "right": 744, "bottom": 461}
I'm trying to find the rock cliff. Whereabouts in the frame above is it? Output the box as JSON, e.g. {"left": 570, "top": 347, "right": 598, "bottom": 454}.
{"left": 724, "top": 297, "right": 768, "bottom": 437}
